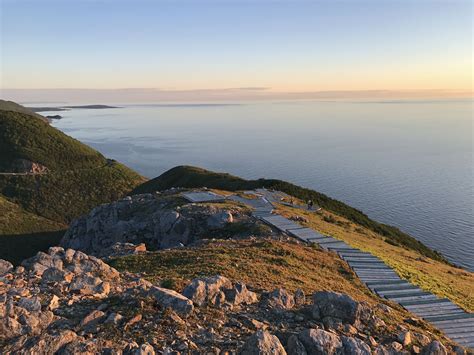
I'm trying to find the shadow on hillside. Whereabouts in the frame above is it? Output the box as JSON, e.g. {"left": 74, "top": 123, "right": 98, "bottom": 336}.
{"left": 0, "top": 230, "right": 66, "bottom": 265}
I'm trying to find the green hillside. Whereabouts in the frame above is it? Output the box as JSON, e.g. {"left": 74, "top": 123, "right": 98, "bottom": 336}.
{"left": 0, "top": 109, "right": 106, "bottom": 171}
{"left": 0, "top": 99, "right": 48, "bottom": 122}
{"left": 0, "top": 195, "right": 66, "bottom": 264}
{"left": 0, "top": 106, "right": 144, "bottom": 223}
{"left": 0, "top": 101, "right": 145, "bottom": 262}
{"left": 0, "top": 195, "right": 65, "bottom": 235}
{"left": 132, "top": 165, "right": 446, "bottom": 263}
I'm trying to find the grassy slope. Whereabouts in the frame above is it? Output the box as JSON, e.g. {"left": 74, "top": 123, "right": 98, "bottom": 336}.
{"left": 274, "top": 203, "right": 474, "bottom": 312}
{"left": 0, "top": 162, "right": 144, "bottom": 223}
{"left": 0, "top": 195, "right": 66, "bottom": 264}
{"left": 110, "top": 239, "right": 455, "bottom": 346}
{"left": 132, "top": 166, "right": 445, "bottom": 263}
{"left": 0, "top": 108, "right": 145, "bottom": 223}
{"left": 0, "top": 109, "right": 106, "bottom": 171}
{"left": 0, "top": 99, "right": 48, "bottom": 122}
{"left": 0, "top": 102, "right": 145, "bottom": 262}
{"left": 0, "top": 195, "right": 65, "bottom": 235}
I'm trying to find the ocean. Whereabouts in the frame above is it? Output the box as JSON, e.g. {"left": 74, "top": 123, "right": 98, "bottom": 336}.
{"left": 44, "top": 99, "right": 473, "bottom": 270}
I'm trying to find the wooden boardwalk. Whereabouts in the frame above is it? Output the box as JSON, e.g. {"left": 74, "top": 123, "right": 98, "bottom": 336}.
{"left": 184, "top": 189, "right": 474, "bottom": 349}
{"left": 181, "top": 191, "right": 226, "bottom": 203}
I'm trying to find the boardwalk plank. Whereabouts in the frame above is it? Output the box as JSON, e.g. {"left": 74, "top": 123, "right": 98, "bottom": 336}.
{"left": 380, "top": 289, "right": 428, "bottom": 297}
{"left": 412, "top": 309, "right": 465, "bottom": 317}
{"left": 374, "top": 284, "right": 416, "bottom": 292}
{"left": 448, "top": 334, "right": 474, "bottom": 343}
{"left": 437, "top": 320, "right": 474, "bottom": 329}
{"left": 343, "top": 257, "right": 382, "bottom": 262}
{"left": 182, "top": 191, "right": 225, "bottom": 203}
{"left": 432, "top": 317, "right": 474, "bottom": 326}
{"left": 443, "top": 326, "right": 474, "bottom": 334}
{"left": 399, "top": 298, "right": 451, "bottom": 306}
{"left": 349, "top": 263, "right": 393, "bottom": 271}
{"left": 339, "top": 252, "right": 373, "bottom": 257}
{"left": 405, "top": 303, "right": 461, "bottom": 312}
{"left": 424, "top": 313, "right": 474, "bottom": 322}
{"left": 366, "top": 280, "right": 407, "bottom": 286}
{"left": 387, "top": 294, "right": 436, "bottom": 302}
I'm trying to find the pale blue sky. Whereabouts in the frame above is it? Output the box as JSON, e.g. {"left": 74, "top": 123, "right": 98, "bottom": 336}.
{"left": 0, "top": 0, "right": 472, "bottom": 101}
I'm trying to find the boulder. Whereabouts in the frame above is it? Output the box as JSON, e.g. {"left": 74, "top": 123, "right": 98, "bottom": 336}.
{"left": 225, "top": 282, "right": 258, "bottom": 306}
{"left": 133, "top": 343, "right": 155, "bottom": 355}
{"left": 312, "top": 291, "right": 362, "bottom": 325}
{"left": 0, "top": 316, "right": 23, "bottom": 340}
{"left": 21, "top": 330, "right": 78, "bottom": 354}
{"left": 0, "top": 259, "right": 13, "bottom": 275}
{"left": 207, "top": 211, "right": 233, "bottom": 229}
{"left": 266, "top": 288, "right": 295, "bottom": 311}
{"left": 69, "top": 274, "right": 110, "bottom": 297}
{"left": 397, "top": 331, "right": 412, "bottom": 347}
{"left": 149, "top": 286, "right": 194, "bottom": 316}
{"left": 287, "top": 334, "right": 308, "bottom": 355}
{"left": 182, "top": 275, "right": 232, "bottom": 306}
{"left": 297, "top": 329, "right": 342, "bottom": 355}
{"left": 342, "top": 336, "right": 371, "bottom": 355}
{"left": 422, "top": 341, "right": 447, "bottom": 355}
{"left": 412, "top": 333, "right": 431, "bottom": 347}
{"left": 22, "top": 251, "right": 63, "bottom": 276}
{"left": 80, "top": 310, "right": 106, "bottom": 331}
{"left": 42, "top": 267, "right": 73, "bottom": 283}
{"left": 105, "top": 312, "right": 124, "bottom": 325}
{"left": 17, "top": 296, "right": 41, "bottom": 312}
{"left": 239, "top": 330, "right": 287, "bottom": 355}
{"left": 294, "top": 288, "right": 306, "bottom": 306}
{"left": 47, "top": 295, "right": 60, "bottom": 310}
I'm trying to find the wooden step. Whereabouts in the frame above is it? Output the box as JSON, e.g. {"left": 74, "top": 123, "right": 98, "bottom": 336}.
{"left": 373, "top": 283, "right": 417, "bottom": 292}
{"left": 424, "top": 313, "right": 474, "bottom": 322}
{"left": 366, "top": 279, "right": 407, "bottom": 287}
{"left": 387, "top": 294, "right": 436, "bottom": 303}
{"left": 381, "top": 289, "right": 429, "bottom": 298}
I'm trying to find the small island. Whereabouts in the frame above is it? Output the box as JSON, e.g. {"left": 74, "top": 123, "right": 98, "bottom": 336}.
{"left": 45, "top": 115, "right": 62, "bottom": 120}
{"left": 63, "top": 104, "right": 120, "bottom": 109}
{"left": 27, "top": 104, "right": 120, "bottom": 112}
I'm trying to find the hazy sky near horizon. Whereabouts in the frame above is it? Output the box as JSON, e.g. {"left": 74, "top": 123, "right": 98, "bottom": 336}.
{"left": 1, "top": 0, "right": 472, "bottom": 101}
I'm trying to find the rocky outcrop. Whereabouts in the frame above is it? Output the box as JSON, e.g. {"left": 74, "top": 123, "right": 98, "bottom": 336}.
{"left": 265, "top": 288, "right": 295, "bottom": 311}
{"left": 422, "top": 340, "right": 448, "bottom": 355}
{"left": 0, "top": 246, "right": 456, "bottom": 354}
{"left": 60, "top": 192, "right": 253, "bottom": 256}
{"left": 182, "top": 275, "right": 258, "bottom": 309}
{"left": 182, "top": 275, "right": 233, "bottom": 307}
{"left": 342, "top": 336, "right": 371, "bottom": 355}
{"left": 240, "top": 330, "right": 287, "bottom": 354}
{"left": 4, "top": 158, "right": 48, "bottom": 174}
{"left": 0, "top": 259, "right": 13, "bottom": 275}
{"left": 149, "top": 286, "right": 194, "bottom": 316}
{"left": 297, "top": 328, "right": 342, "bottom": 354}
{"left": 312, "top": 291, "right": 366, "bottom": 327}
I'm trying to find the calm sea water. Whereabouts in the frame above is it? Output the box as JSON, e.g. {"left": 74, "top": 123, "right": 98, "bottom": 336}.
{"left": 46, "top": 100, "right": 473, "bottom": 271}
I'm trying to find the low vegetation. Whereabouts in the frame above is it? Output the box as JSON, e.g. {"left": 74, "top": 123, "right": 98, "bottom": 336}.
{"left": 0, "top": 163, "right": 144, "bottom": 223}
{"left": 275, "top": 203, "right": 474, "bottom": 312}
{"left": 0, "top": 230, "right": 66, "bottom": 265}
{"left": 0, "top": 101, "right": 145, "bottom": 263}
{"left": 110, "top": 239, "right": 452, "bottom": 340}
{"left": 0, "top": 195, "right": 65, "bottom": 235}
{"left": 132, "top": 166, "right": 446, "bottom": 262}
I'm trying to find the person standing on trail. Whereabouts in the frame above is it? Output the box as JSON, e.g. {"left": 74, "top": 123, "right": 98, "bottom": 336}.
{"left": 307, "top": 199, "right": 313, "bottom": 210}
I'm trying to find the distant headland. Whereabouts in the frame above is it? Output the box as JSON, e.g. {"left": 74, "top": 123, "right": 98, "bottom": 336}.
{"left": 27, "top": 104, "right": 120, "bottom": 112}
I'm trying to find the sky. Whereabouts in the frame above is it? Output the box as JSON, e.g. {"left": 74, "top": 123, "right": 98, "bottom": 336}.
{"left": 0, "top": 0, "right": 472, "bottom": 102}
